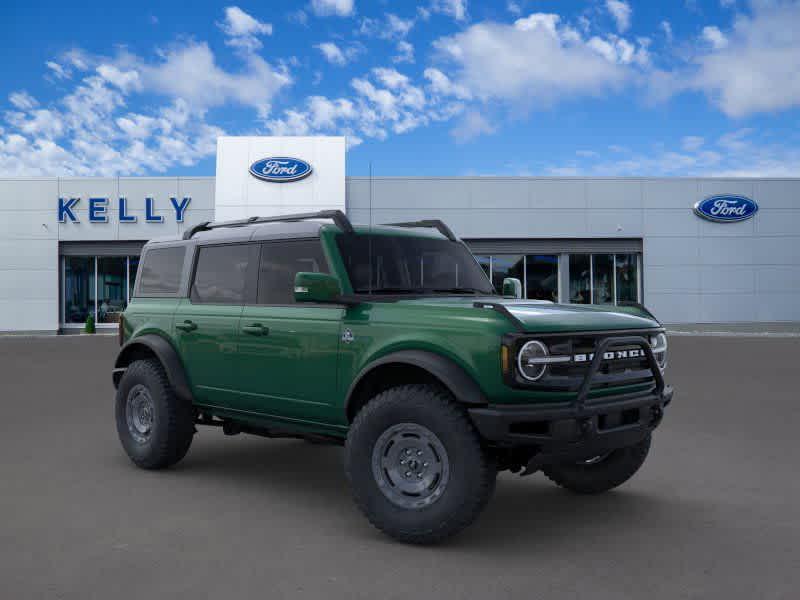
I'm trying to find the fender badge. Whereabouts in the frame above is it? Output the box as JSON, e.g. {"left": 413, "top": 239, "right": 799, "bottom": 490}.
{"left": 342, "top": 328, "right": 355, "bottom": 344}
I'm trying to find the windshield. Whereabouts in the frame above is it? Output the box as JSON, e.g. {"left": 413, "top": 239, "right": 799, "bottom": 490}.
{"left": 336, "top": 233, "right": 496, "bottom": 295}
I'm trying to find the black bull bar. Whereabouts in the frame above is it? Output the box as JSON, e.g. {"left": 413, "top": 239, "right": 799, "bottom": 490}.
{"left": 468, "top": 335, "right": 673, "bottom": 469}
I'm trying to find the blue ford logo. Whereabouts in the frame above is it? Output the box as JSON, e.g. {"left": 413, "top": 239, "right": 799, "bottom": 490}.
{"left": 693, "top": 195, "right": 758, "bottom": 223}
{"left": 249, "top": 157, "right": 313, "bottom": 182}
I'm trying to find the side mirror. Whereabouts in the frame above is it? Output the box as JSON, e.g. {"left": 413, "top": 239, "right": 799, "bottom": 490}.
{"left": 502, "top": 277, "right": 523, "bottom": 299}
{"left": 294, "top": 272, "right": 343, "bottom": 303}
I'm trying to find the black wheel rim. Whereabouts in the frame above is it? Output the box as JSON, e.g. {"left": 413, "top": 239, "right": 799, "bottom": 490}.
{"left": 126, "top": 384, "right": 154, "bottom": 444}
{"left": 371, "top": 423, "right": 450, "bottom": 509}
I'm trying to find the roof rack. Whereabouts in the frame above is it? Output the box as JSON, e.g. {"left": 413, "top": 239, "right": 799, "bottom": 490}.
{"left": 183, "top": 209, "right": 354, "bottom": 240}
{"left": 381, "top": 219, "right": 457, "bottom": 242}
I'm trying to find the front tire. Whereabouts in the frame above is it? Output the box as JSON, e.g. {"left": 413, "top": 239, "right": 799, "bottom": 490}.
{"left": 345, "top": 385, "right": 496, "bottom": 544}
{"left": 542, "top": 434, "right": 652, "bottom": 494}
{"left": 115, "top": 358, "right": 194, "bottom": 470}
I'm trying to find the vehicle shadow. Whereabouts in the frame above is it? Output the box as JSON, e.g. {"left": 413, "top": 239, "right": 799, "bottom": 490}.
{"left": 159, "top": 433, "right": 700, "bottom": 551}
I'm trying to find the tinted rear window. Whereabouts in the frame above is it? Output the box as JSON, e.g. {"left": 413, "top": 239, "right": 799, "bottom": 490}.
{"left": 190, "top": 244, "right": 252, "bottom": 305}
{"left": 136, "top": 246, "right": 186, "bottom": 295}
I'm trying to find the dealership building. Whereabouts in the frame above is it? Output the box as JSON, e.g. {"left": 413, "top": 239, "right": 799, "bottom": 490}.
{"left": 1, "top": 135, "right": 798, "bottom": 334}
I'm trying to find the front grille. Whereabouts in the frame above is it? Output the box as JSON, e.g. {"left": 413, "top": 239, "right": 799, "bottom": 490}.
{"left": 509, "top": 331, "right": 660, "bottom": 392}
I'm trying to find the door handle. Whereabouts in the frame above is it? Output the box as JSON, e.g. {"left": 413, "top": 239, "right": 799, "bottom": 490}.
{"left": 176, "top": 320, "right": 197, "bottom": 332}
{"left": 242, "top": 323, "right": 269, "bottom": 336}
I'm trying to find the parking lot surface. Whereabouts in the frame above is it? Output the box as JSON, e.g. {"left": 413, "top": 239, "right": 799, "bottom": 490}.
{"left": 1, "top": 334, "right": 798, "bottom": 599}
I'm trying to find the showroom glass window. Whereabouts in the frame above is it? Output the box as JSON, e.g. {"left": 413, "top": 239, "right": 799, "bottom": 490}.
{"left": 525, "top": 255, "right": 558, "bottom": 301}
{"left": 62, "top": 254, "right": 151, "bottom": 327}
{"left": 490, "top": 255, "right": 524, "bottom": 295}
{"left": 569, "top": 254, "right": 591, "bottom": 304}
{"left": 64, "top": 257, "right": 96, "bottom": 324}
{"left": 615, "top": 254, "right": 638, "bottom": 303}
{"left": 592, "top": 254, "right": 615, "bottom": 304}
{"left": 97, "top": 257, "right": 126, "bottom": 323}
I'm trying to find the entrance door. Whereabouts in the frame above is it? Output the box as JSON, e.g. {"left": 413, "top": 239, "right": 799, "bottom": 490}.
{"left": 236, "top": 239, "right": 343, "bottom": 424}
{"left": 175, "top": 243, "right": 257, "bottom": 409}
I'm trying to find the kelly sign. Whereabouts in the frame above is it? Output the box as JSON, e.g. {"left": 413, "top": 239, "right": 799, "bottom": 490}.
{"left": 58, "top": 197, "right": 191, "bottom": 224}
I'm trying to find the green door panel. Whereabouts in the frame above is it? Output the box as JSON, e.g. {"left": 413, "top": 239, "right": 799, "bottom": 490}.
{"left": 236, "top": 305, "right": 344, "bottom": 421}
{"left": 174, "top": 298, "right": 244, "bottom": 407}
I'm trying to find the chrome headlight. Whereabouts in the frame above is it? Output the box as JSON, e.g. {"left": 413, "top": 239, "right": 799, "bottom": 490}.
{"left": 650, "top": 332, "right": 668, "bottom": 370}
{"left": 517, "top": 340, "right": 550, "bottom": 381}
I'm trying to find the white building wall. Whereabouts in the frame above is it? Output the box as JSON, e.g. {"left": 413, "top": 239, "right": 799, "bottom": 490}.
{"left": 0, "top": 178, "right": 59, "bottom": 333}
{"left": 0, "top": 177, "right": 215, "bottom": 333}
{"left": 214, "top": 136, "right": 345, "bottom": 221}
{"left": 346, "top": 177, "right": 800, "bottom": 324}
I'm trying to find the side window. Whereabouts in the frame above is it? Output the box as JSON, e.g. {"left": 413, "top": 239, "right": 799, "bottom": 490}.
{"left": 190, "top": 244, "right": 252, "bottom": 305}
{"left": 136, "top": 246, "right": 186, "bottom": 296}
{"left": 257, "top": 240, "right": 329, "bottom": 305}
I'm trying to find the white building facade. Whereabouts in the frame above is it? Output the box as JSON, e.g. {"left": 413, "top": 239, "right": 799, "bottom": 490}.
{"left": 0, "top": 136, "right": 798, "bottom": 333}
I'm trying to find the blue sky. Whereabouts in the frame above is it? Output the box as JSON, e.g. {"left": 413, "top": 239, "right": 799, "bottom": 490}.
{"left": 1, "top": 0, "right": 798, "bottom": 177}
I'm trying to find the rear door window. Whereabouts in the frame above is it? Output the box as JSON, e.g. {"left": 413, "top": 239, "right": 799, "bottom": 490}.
{"left": 190, "top": 244, "right": 253, "bottom": 305}
{"left": 136, "top": 246, "right": 186, "bottom": 296}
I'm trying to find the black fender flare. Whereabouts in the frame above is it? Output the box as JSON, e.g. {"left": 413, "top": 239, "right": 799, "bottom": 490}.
{"left": 113, "top": 334, "right": 193, "bottom": 404}
{"left": 344, "top": 350, "right": 487, "bottom": 418}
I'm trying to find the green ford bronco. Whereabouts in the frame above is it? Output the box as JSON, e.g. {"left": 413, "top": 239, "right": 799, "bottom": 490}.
{"left": 113, "top": 210, "right": 673, "bottom": 544}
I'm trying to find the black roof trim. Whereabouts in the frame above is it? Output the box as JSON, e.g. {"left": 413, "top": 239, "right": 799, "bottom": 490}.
{"left": 183, "top": 209, "right": 354, "bottom": 240}
{"left": 381, "top": 219, "right": 457, "bottom": 241}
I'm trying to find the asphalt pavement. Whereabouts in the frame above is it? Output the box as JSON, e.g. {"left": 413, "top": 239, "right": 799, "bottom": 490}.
{"left": 1, "top": 333, "right": 798, "bottom": 599}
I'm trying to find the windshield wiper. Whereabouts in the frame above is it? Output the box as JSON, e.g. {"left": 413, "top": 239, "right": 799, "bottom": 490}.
{"left": 431, "top": 287, "right": 488, "bottom": 295}
{"left": 352, "top": 287, "right": 421, "bottom": 294}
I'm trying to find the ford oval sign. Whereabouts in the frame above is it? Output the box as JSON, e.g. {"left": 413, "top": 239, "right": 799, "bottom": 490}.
{"left": 693, "top": 195, "right": 758, "bottom": 223}
{"left": 249, "top": 157, "right": 312, "bottom": 183}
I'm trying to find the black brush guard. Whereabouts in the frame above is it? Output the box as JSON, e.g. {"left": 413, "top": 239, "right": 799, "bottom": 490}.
{"left": 468, "top": 335, "right": 673, "bottom": 469}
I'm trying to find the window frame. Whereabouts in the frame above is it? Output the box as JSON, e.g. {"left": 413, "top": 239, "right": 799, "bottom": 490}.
{"left": 249, "top": 237, "right": 337, "bottom": 308}
{"left": 134, "top": 244, "right": 189, "bottom": 299}
{"left": 188, "top": 242, "right": 259, "bottom": 306}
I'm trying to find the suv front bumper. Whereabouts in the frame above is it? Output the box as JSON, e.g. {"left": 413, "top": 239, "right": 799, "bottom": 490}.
{"left": 469, "top": 386, "right": 672, "bottom": 451}
{"left": 469, "top": 334, "right": 673, "bottom": 466}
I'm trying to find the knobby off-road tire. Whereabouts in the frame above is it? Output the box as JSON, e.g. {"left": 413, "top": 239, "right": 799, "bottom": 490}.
{"left": 115, "top": 358, "right": 194, "bottom": 470}
{"left": 543, "top": 434, "right": 652, "bottom": 494}
{"left": 345, "top": 384, "right": 496, "bottom": 544}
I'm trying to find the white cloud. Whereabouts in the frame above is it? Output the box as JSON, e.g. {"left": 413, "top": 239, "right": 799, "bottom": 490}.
{"left": 430, "top": 0, "right": 468, "bottom": 21}
{"left": 681, "top": 135, "right": 705, "bottom": 152}
{"left": 9, "top": 91, "right": 38, "bottom": 111}
{"left": 432, "top": 13, "right": 640, "bottom": 107}
{"left": 0, "top": 28, "right": 288, "bottom": 175}
{"left": 359, "top": 13, "right": 415, "bottom": 40}
{"left": 451, "top": 110, "right": 496, "bottom": 142}
{"left": 701, "top": 25, "right": 728, "bottom": 49}
{"left": 218, "top": 6, "right": 273, "bottom": 51}
{"left": 691, "top": 1, "right": 800, "bottom": 116}
{"left": 386, "top": 14, "right": 414, "bottom": 38}
{"left": 393, "top": 41, "right": 415, "bottom": 63}
{"left": 314, "top": 42, "right": 363, "bottom": 66}
{"left": 660, "top": 20, "right": 673, "bottom": 43}
{"left": 606, "top": 0, "right": 632, "bottom": 33}
{"left": 266, "top": 66, "right": 462, "bottom": 144}
{"left": 546, "top": 128, "right": 800, "bottom": 177}
{"left": 423, "top": 67, "right": 472, "bottom": 100}
{"left": 507, "top": 1, "right": 522, "bottom": 16}
{"left": 310, "top": 0, "right": 354, "bottom": 17}
{"left": 139, "top": 42, "right": 290, "bottom": 116}
{"left": 45, "top": 61, "right": 71, "bottom": 80}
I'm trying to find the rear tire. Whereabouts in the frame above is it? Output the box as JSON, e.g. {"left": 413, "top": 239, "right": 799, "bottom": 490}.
{"left": 345, "top": 384, "right": 496, "bottom": 544}
{"left": 115, "top": 358, "right": 194, "bottom": 470}
{"left": 543, "top": 434, "right": 651, "bottom": 494}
